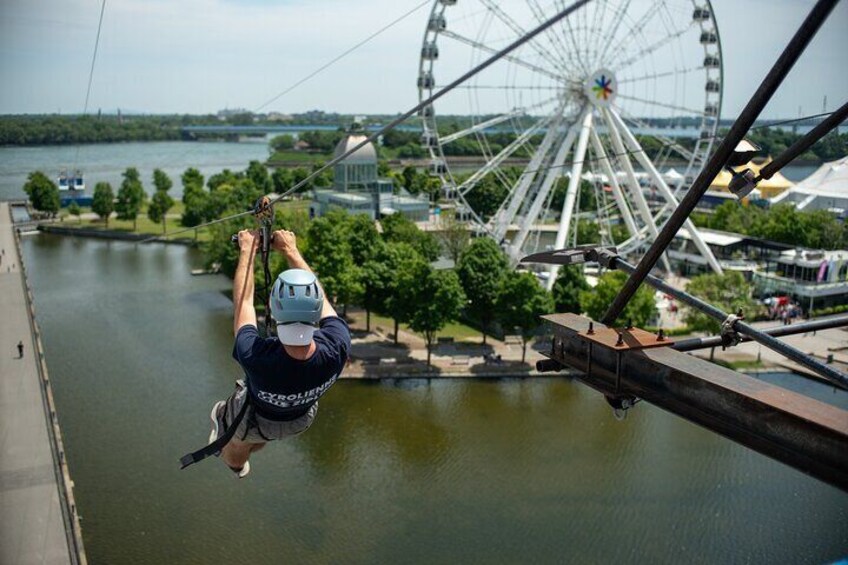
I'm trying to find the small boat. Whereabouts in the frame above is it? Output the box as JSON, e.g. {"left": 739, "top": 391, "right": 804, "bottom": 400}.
{"left": 58, "top": 170, "right": 85, "bottom": 192}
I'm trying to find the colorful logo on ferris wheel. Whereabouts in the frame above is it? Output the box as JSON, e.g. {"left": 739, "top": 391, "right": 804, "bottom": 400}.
{"left": 592, "top": 75, "right": 614, "bottom": 100}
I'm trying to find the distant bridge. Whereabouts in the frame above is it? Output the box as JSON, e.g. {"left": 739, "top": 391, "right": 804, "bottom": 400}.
{"left": 180, "top": 124, "right": 422, "bottom": 136}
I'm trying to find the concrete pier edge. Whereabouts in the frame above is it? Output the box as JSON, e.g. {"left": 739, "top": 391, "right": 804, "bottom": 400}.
{"left": 12, "top": 218, "right": 87, "bottom": 565}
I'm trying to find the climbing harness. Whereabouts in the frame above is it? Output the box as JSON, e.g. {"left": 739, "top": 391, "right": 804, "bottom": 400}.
{"left": 181, "top": 198, "right": 277, "bottom": 470}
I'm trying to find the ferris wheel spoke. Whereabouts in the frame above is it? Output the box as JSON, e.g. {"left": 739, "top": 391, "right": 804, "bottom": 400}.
{"left": 478, "top": 0, "right": 571, "bottom": 77}
{"left": 591, "top": 0, "right": 634, "bottom": 67}
{"left": 615, "top": 93, "right": 707, "bottom": 118}
{"left": 525, "top": 0, "right": 584, "bottom": 76}
{"left": 617, "top": 66, "right": 704, "bottom": 85}
{"left": 584, "top": 0, "right": 609, "bottom": 66}
{"left": 454, "top": 85, "right": 562, "bottom": 91}
{"left": 440, "top": 97, "right": 559, "bottom": 145}
{"left": 440, "top": 30, "right": 565, "bottom": 82}
{"left": 457, "top": 115, "right": 553, "bottom": 197}
{"left": 613, "top": 107, "right": 696, "bottom": 162}
{"left": 588, "top": 126, "right": 639, "bottom": 239}
{"left": 597, "top": 0, "right": 665, "bottom": 68}
{"left": 609, "top": 22, "right": 696, "bottom": 71}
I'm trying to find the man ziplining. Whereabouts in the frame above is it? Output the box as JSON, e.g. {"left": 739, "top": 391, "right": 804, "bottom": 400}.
{"left": 181, "top": 228, "right": 351, "bottom": 478}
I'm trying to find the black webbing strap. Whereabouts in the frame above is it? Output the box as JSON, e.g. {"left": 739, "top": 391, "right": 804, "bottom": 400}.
{"left": 179, "top": 395, "right": 250, "bottom": 470}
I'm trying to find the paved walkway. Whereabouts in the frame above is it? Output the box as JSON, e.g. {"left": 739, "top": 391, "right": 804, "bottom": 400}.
{"left": 0, "top": 203, "right": 73, "bottom": 564}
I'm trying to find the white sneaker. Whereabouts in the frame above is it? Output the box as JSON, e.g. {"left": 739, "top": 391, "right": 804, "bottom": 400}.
{"left": 232, "top": 460, "right": 250, "bottom": 479}
{"left": 209, "top": 401, "right": 226, "bottom": 444}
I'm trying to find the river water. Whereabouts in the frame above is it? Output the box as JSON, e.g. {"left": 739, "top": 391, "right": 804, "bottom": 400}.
{"left": 20, "top": 233, "right": 848, "bottom": 564}
{"left": 0, "top": 141, "right": 820, "bottom": 202}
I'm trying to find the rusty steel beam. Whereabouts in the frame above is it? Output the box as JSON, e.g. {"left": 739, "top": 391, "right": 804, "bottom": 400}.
{"left": 542, "top": 313, "right": 848, "bottom": 492}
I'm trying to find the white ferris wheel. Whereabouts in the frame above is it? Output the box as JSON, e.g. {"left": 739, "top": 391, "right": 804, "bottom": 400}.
{"left": 417, "top": 0, "right": 725, "bottom": 285}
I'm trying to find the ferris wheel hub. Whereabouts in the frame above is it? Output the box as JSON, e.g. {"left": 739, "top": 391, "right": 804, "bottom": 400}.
{"left": 584, "top": 69, "right": 617, "bottom": 108}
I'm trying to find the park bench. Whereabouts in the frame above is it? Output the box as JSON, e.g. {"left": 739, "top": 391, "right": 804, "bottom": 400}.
{"left": 451, "top": 355, "right": 470, "bottom": 366}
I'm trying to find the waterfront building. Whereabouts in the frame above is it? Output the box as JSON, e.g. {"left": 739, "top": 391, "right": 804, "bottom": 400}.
{"left": 310, "top": 132, "right": 430, "bottom": 221}
{"left": 667, "top": 227, "right": 848, "bottom": 311}
{"left": 770, "top": 156, "right": 848, "bottom": 219}
{"left": 754, "top": 248, "right": 848, "bottom": 311}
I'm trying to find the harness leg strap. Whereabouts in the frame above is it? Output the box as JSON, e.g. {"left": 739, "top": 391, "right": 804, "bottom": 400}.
{"left": 179, "top": 395, "right": 250, "bottom": 470}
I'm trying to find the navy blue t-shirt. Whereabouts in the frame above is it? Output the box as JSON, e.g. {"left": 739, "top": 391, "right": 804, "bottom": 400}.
{"left": 232, "top": 317, "right": 351, "bottom": 420}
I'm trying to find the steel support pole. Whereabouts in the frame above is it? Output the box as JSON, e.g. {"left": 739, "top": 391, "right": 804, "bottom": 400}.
{"left": 602, "top": 0, "right": 839, "bottom": 325}
{"left": 757, "top": 100, "right": 848, "bottom": 181}
{"left": 542, "top": 313, "right": 848, "bottom": 492}
{"left": 673, "top": 315, "right": 848, "bottom": 352}
{"left": 612, "top": 258, "right": 848, "bottom": 390}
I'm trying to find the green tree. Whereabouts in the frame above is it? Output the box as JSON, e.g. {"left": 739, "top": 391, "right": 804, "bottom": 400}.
{"left": 381, "top": 213, "right": 440, "bottom": 261}
{"left": 495, "top": 271, "right": 554, "bottom": 363}
{"left": 385, "top": 244, "right": 429, "bottom": 344}
{"left": 407, "top": 267, "right": 467, "bottom": 367}
{"left": 23, "top": 171, "right": 60, "bottom": 217}
{"left": 271, "top": 167, "right": 292, "bottom": 194}
{"left": 245, "top": 160, "right": 272, "bottom": 194}
{"left": 270, "top": 134, "right": 295, "bottom": 152}
{"left": 464, "top": 175, "right": 508, "bottom": 220}
{"left": 67, "top": 200, "right": 81, "bottom": 224}
{"left": 305, "top": 210, "right": 362, "bottom": 315}
{"left": 437, "top": 212, "right": 469, "bottom": 263}
{"left": 208, "top": 169, "right": 240, "bottom": 192}
{"left": 580, "top": 271, "right": 657, "bottom": 328}
{"left": 551, "top": 265, "right": 589, "bottom": 313}
{"left": 152, "top": 168, "right": 173, "bottom": 193}
{"left": 457, "top": 237, "right": 508, "bottom": 344}
{"left": 148, "top": 190, "right": 175, "bottom": 233}
{"left": 91, "top": 181, "right": 115, "bottom": 227}
{"left": 348, "top": 213, "right": 380, "bottom": 265}
{"left": 685, "top": 270, "right": 761, "bottom": 337}
{"left": 181, "top": 168, "right": 207, "bottom": 228}
{"left": 116, "top": 167, "right": 146, "bottom": 231}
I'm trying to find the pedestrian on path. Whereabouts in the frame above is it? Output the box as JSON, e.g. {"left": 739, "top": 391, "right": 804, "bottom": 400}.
{"left": 17, "top": 341, "right": 24, "bottom": 358}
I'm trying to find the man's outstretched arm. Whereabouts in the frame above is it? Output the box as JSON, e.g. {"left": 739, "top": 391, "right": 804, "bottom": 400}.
{"left": 233, "top": 229, "right": 259, "bottom": 335}
{"left": 272, "top": 229, "right": 338, "bottom": 320}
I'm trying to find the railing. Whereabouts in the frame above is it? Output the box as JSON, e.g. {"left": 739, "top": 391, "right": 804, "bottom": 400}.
{"left": 753, "top": 271, "right": 848, "bottom": 296}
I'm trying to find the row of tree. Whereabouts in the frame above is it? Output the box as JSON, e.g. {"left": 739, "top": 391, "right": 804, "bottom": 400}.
{"left": 694, "top": 201, "right": 848, "bottom": 250}
{"left": 22, "top": 167, "right": 177, "bottom": 232}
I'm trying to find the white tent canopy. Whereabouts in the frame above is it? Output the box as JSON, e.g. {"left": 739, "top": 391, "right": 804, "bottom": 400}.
{"left": 663, "top": 168, "right": 685, "bottom": 185}
{"left": 771, "top": 156, "right": 848, "bottom": 213}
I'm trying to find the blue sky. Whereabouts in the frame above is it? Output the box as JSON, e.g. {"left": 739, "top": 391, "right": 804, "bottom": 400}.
{"left": 0, "top": 0, "right": 845, "bottom": 119}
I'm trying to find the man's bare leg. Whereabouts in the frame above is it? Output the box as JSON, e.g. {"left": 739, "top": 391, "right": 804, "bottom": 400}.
{"left": 221, "top": 438, "right": 264, "bottom": 470}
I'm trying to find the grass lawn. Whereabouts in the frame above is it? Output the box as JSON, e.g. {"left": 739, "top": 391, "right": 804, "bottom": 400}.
{"left": 350, "top": 311, "right": 484, "bottom": 343}
{"left": 56, "top": 198, "right": 311, "bottom": 243}
{"left": 267, "top": 150, "right": 331, "bottom": 165}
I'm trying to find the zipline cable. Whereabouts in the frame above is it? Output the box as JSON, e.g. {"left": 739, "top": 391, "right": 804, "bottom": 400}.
{"left": 254, "top": 0, "right": 431, "bottom": 112}
{"left": 140, "top": 0, "right": 595, "bottom": 243}
{"left": 73, "top": 0, "right": 107, "bottom": 171}
{"left": 155, "top": 0, "right": 431, "bottom": 172}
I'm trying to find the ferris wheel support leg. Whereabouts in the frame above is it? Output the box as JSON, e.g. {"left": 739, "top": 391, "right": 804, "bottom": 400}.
{"left": 509, "top": 122, "right": 580, "bottom": 265}
{"left": 588, "top": 128, "right": 639, "bottom": 240}
{"left": 546, "top": 109, "right": 593, "bottom": 289}
{"left": 494, "top": 107, "right": 568, "bottom": 242}
{"left": 601, "top": 108, "right": 671, "bottom": 273}
{"left": 608, "top": 108, "right": 723, "bottom": 275}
